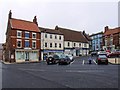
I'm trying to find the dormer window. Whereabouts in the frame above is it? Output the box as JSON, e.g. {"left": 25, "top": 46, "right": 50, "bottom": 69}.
{"left": 25, "top": 31, "right": 29, "bottom": 38}
{"left": 17, "top": 31, "right": 22, "bottom": 38}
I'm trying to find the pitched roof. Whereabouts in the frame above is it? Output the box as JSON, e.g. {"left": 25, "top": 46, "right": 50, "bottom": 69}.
{"left": 39, "top": 27, "right": 63, "bottom": 35}
{"left": 90, "top": 32, "right": 103, "bottom": 37}
{"left": 55, "top": 26, "right": 88, "bottom": 43}
{"left": 10, "top": 18, "right": 40, "bottom": 32}
{"left": 83, "top": 33, "right": 92, "bottom": 41}
{"left": 104, "top": 27, "right": 120, "bottom": 36}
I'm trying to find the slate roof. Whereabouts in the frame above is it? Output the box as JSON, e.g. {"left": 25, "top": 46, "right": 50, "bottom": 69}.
{"left": 55, "top": 26, "right": 88, "bottom": 43}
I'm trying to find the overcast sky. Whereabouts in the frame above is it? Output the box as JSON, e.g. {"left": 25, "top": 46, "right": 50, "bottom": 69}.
{"left": 0, "top": 0, "right": 119, "bottom": 43}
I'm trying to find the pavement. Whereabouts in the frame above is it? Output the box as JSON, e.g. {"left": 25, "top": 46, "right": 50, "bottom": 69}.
{"left": 108, "top": 58, "right": 120, "bottom": 64}
{"left": 1, "top": 56, "right": 119, "bottom": 89}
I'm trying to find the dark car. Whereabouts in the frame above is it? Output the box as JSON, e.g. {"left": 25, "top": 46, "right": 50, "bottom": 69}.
{"left": 57, "top": 54, "right": 71, "bottom": 65}
{"left": 91, "top": 51, "right": 97, "bottom": 56}
{"left": 96, "top": 54, "right": 108, "bottom": 65}
{"left": 46, "top": 55, "right": 58, "bottom": 65}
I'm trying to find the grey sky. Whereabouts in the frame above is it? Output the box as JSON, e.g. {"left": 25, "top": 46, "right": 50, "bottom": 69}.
{"left": 0, "top": 0, "right": 119, "bottom": 43}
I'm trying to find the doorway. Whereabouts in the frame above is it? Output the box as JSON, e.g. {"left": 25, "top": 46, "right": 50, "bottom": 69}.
{"left": 25, "top": 52, "right": 29, "bottom": 61}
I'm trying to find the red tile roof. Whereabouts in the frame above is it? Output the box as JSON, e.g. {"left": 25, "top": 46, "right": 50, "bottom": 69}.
{"left": 104, "top": 27, "right": 120, "bottom": 36}
{"left": 10, "top": 18, "right": 40, "bottom": 32}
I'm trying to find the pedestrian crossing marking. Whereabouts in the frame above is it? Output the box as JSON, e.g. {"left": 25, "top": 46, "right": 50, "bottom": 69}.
{"left": 93, "top": 59, "right": 97, "bottom": 65}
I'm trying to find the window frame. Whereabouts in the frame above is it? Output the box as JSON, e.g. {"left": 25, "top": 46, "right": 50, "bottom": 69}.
{"left": 25, "top": 31, "right": 30, "bottom": 38}
{"left": 32, "top": 41, "right": 36, "bottom": 49}
{"left": 17, "top": 31, "right": 22, "bottom": 38}
{"left": 32, "top": 33, "right": 36, "bottom": 39}
{"left": 17, "top": 39, "right": 22, "bottom": 48}
{"left": 50, "top": 43, "right": 52, "bottom": 48}
{"left": 25, "top": 40, "right": 30, "bottom": 47}
{"left": 50, "top": 34, "right": 52, "bottom": 39}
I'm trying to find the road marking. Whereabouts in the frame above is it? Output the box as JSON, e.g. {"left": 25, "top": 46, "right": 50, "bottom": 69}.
{"left": 70, "top": 60, "right": 75, "bottom": 65}
{"left": 82, "top": 60, "right": 85, "bottom": 65}
{"left": 93, "top": 59, "right": 97, "bottom": 65}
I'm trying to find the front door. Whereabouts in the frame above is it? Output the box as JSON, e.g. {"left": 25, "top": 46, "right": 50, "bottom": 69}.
{"left": 25, "top": 52, "right": 29, "bottom": 61}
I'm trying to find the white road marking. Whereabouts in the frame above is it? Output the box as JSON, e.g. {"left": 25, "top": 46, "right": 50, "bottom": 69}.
{"left": 70, "top": 60, "right": 75, "bottom": 65}
{"left": 82, "top": 60, "right": 85, "bottom": 65}
{"left": 93, "top": 59, "right": 97, "bottom": 65}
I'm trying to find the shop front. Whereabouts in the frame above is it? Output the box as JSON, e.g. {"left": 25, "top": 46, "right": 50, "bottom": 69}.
{"left": 15, "top": 49, "right": 39, "bottom": 63}
{"left": 41, "top": 50, "right": 64, "bottom": 61}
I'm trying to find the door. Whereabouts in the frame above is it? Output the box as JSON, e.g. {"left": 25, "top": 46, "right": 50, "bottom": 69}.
{"left": 25, "top": 52, "right": 29, "bottom": 61}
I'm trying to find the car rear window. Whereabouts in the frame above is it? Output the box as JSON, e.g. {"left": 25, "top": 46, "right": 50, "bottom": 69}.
{"left": 98, "top": 55, "right": 107, "bottom": 58}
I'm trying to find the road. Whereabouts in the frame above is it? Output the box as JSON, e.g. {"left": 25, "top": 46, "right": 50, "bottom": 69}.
{"left": 2, "top": 56, "right": 119, "bottom": 89}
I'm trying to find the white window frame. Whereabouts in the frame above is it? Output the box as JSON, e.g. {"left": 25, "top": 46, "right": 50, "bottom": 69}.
{"left": 25, "top": 31, "right": 30, "bottom": 38}
{"left": 32, "top": 41, "right": 36, "bottom": 49}
{"left": 17, "top": 31, "right": 22, "bottom": 38}
{"left": 32, "top": 33, "right": 36, "bottom": 39}
{"left": 17, "top": 39, "right": 22, "bottom": 48}
{"left": 50, "top": 34, "right": 52, "bottom": 39}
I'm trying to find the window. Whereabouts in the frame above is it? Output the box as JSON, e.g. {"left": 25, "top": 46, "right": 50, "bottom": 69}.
{"left": 45, "top": 42, "right": 47, "bottom": 47}
{"left": 32, "top": 41, "right": 36, "bottom": 48}
{"left": 59, "top": 36, "right": 61, "bottom": 40}
{"left": 25, "top": 40, "right": 29, "bottom": 47}
{"left": 50, "top": 43, "right": 52, "bottom": 48}
{"left": 55, "top": 43, "right": 57, "bottom": 48}
{"left": 25, "top": 32, "right": 29, "bottom": 38}
{"left": 50, "top": 34, "right": 52, "bottom": 39}
{"left": 79, "top": 43, "right": 81, "bottom": 47}
{"left": 32, "top": 33, "right": 36, "bottom": 39}
{"left": 68, "top": 42, "right": 70, "bottom": 46}
{"left": 74, "top": 43, "right": 76, "bottom": 47}
{"left": 45, "top": 33, "right": 47, "bottom": 38}
{"left": 17, "top": 39, "right": 22, "bottom": 48}
{"left": 84, "top": 43, "right": 87, "bottom": 47}
{"left": 55, "top": 35, "right": 57, "bottom": 39}
{"left": 17, "top": 31, "right": 22, "bottom": 38}
{"left": 59, "top": 43, "right": 61, "bottom": 48}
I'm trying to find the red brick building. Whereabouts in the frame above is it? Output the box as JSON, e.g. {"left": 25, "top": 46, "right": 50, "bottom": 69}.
{"left": 103, "top": 26, "right": 120, "bottom": 51}
{"left": 4, "top": 10, "right": 41, "bottom": 63}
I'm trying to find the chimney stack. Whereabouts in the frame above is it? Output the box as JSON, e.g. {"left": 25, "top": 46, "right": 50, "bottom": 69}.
{"left": 33, "top": 16, "right": 38, "bottom": 26}
{"left": 105, "top": 26, "right": 109, "bottom": 32}
{"left": 55, "top": 25, "right": 59, "bottom": 30}
{"left": 9, "top": 10, "right": 12, "bottom": 19}
{"left": 83, "top": 30, "right": 85, "bottom": 35}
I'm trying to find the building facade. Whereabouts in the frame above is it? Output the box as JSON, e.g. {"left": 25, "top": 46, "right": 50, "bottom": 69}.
{"left": 5, "top": 11, "right": 41, "bottom": 63}
{"left": 40, "top": 27, "right": 64, "bottom": 60}
{"left": 55, "top": 26, "right": 89, "bottom": 56}
{"left": 103, "top": 26, "right": 120, "bottom": 51}
{"left": 90, "top": 32, "right": 103, "bottom": 51}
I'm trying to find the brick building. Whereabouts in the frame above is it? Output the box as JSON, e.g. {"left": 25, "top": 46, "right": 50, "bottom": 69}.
{"left": 103, "top": 26, "right": 120, "bottom": 51}
{"left": 5, "top": 10, "right": 41, "bottom": 63}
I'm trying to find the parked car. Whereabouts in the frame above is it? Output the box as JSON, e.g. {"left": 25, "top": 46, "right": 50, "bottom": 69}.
{"left": 46, "top": 55, "right": 58, "bottom": 65}
{"left": 65, "top": 54, "right": 74, "bottom": 62}
{"left": 107, "top": 51, "right": 120, "bottom": 58}
{"left": 57, "top": 54, "right": 71, "bottom": 65}
{"left": 96, "top": 54, "right": 108, "bottom": 65}
{"left": 91, "top": 51, "right": 97, "bottom": 56}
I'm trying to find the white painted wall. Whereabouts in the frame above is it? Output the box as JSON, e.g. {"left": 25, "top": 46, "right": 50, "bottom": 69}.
{"left": 41, "top": 32, "right": 64, "bottom": 50}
